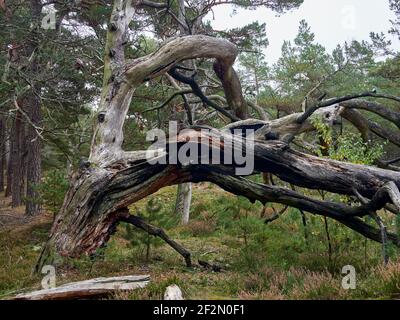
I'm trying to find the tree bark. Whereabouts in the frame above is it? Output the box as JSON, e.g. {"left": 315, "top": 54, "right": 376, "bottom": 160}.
{"left": 0, "top": 116, "right": 5, "bottom": 192}
{"left": 5, "top": 121, "right": 13, "bottom": 198}
{"left": 175, "top": 183, "right": 192, "bottom": 225}
{"left": 11, "top": 112, "right": 23, "bottom": 207}
{"left": 24, "top": 0, "right": 43, "bottom": 216}
{"left": 213, "top": 61, "right": 249, "bottom": 120}
{"left": 174, "top": 0, "right": 193, "bottom": 225}
{"left": 20, "top": 119, "right": 27, "bottom": 199}
{"left": 25, "top": 94, "right": 42, "bottom": 216}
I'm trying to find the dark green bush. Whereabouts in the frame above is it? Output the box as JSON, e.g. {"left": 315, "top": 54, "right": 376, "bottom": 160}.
{"left": 37, "top": 170, "right": 69, "bottom": 216}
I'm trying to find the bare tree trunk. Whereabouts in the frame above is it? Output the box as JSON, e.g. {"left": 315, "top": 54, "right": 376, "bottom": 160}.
{"left": 25, "top": 94, "right": 42, "bottom": 216}
{"left": 5, "top": 121, "right": 12, "bottom": 197}
{"left": 25, "top": 0, "right": 42, "bottom": 216}
{"left": 11, "top": 112, "right": 23, "bottom": 207}
{"left": 0, "top": 116, "right": 5, "bottom": 192}
{"left": 173, "top": 0, "right": 193, "bottom": 225}
{"left": 175, "top": 183, "right": 192, "bottom": 225}
{"left": 20, "top": 119, "right": 27, "bottom": 201}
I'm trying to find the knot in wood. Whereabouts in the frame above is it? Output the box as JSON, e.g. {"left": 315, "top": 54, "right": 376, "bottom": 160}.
{"left": 109, "top": 22, "right": 118, "bottom": 32}
{"left": 79, "top": 159, "right": 91, "bottom": 170}
{"left": 98, "top": 112, "right": 106, "bottom": 123}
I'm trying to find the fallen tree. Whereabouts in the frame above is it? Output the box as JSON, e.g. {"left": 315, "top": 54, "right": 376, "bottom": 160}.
{"left": 13, "top": 275, "right": 150, "bottom": 300}
{"left": 36, "top": 0, "right": 400, "bottom": 270}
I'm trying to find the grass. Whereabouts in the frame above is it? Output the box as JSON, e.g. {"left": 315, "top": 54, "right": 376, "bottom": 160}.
{"left": 0, "top": 184, "right": 399, "bottom": 300}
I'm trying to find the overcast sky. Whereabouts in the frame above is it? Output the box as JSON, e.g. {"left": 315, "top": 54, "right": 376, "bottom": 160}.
{"left": 207, "top": 0, "right": 400, "bottom": 63}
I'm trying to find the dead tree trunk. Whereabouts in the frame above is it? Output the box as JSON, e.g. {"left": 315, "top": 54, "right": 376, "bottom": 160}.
{"left": 175, "top": 183, "right": 192, "bottom": 225}
{"left": 36, "top": 1, "right": 400, "bottom": 271}
{"left": 14, "top": 275, "right": 150, "bottom": 300}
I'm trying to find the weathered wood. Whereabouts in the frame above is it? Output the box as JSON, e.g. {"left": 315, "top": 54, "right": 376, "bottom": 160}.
{"left": 13, "top": 275, "right": 150, "bottom": 300}
{"left": 91, "top": 33, "right": 240, "bottom": 165}
{"left": 36, "top": 127, "right": 400, "bottom": 271}
{"left": 341, "top": 99, "right": 400, "bottom": 129}
{"left": 175, "top": 182, "right": 192, "bottom": 225}
{"left": 36, "top": 1, "right": 400, "bottom": 272}
{"left": 164, "top": 285, "right": 184, "bottom": 300}
{"left": 343, "top": 108, "right": 400, "bottom": 147}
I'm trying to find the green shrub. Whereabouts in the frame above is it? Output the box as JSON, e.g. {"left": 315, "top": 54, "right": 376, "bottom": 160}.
{"left": 329, "top": 132, "right": 385, "bottom": 165}
{"left": 123, "top": 197, "right": 178, "bottom": 262}
{"left": 38, "top": 170, "right": 69, "bottom": 216}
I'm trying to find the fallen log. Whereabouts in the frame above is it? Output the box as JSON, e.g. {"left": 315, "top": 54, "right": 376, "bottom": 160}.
{"left": 13, "top": 275, "right": 150, "bottom": 300}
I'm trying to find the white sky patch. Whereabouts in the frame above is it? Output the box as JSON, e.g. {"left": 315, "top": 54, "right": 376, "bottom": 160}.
{"left": 207, "top": 0, "right": 400, "bottom": 63}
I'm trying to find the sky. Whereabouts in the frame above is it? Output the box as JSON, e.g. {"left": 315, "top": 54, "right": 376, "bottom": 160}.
{"left": 207, "top": 0, "right": 400, "bottom": 63}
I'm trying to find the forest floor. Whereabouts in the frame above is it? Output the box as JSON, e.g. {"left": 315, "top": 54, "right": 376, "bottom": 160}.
{"left": 0, "top": 185, "right": 400, "bottom": 300}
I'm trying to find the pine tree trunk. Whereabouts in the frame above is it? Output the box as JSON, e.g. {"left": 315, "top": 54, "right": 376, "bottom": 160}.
{"left": 24, "top": 0, "right": 43, "bottom": 216}
{"left": 0, "top": 116, "right": 5, "bottom": 192}
{"left": 20, "top": 119, "right": 27, "bottom": 199}
{"left": 11, "top": 112, "right": 23, "bottom": 207}
{"left": 5, "top": 122, "right": 12, "bottom": 197}
{"left": 25, "top": 94, "right": 42, "bottom": 216}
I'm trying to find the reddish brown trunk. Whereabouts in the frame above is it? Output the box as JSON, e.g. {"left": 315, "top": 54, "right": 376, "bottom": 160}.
{"left": 25, "top": 94, "right": 42, "bottom": 216}
{"left": 24, "top": 0, "right": 43, "bottom": 216}
{"left": 0, "top": 116, "right": 5, "bottom": 192}
{"left": 5, "top": 123, "right": 12, "bottom": 197}
{"left": 11, "top": 111, "right": 24, "bottom": 207}
{"left": 21, "top": 119, "right": 27, "bottom": 199}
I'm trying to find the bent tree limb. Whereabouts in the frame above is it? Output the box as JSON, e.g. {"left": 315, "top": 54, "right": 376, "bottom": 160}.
{"left": 36, "top": 0, "right": 400, "bottom": 271}
{"left": 37, "top": 129, "right": 400, "bottom": 270}
{"left": 297, "top": 92, "right": 400, "bottom": 125}
{"left": 121, "top": 213, "right": 192, "bottom": 267}
{"left": 168, "top": 67, "right": 240, "bottom": 122}
{"left": 342, "top": 109, "right": 400, "bottom": 147}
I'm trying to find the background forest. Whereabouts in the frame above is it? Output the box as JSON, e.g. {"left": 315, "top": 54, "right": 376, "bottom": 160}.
{"left": 1, "top": 0, "right": 400, "bottom": 300}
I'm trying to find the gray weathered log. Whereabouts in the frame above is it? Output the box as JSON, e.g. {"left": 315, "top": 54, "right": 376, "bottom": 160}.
{"left": 13, "top": 275, "right": 150, "bottom": 300}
